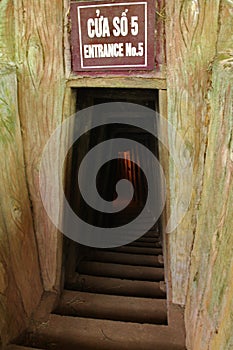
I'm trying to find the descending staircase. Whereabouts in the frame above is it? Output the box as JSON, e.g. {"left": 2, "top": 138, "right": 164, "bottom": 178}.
{"left": 5, "top": 228, "right": 186, "bottom": 350}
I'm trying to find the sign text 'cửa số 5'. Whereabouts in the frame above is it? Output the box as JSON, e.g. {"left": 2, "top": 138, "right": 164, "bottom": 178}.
{"left": 70, "top": 1, "right": 155, "bottom": 71}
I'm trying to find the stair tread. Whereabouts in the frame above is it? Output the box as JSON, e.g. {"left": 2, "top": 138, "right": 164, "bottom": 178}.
{"left": 66, "top": 274, "right": 166, "bottom": 298}
{"left": 128, "top": 241, "right": 162, "bottom": 248}
{"left": 136, "top": 237, "right": 161, "bottom": 243}
{"left": 144, "top": 232, "right": 160, "bottom": 238}
{"left": 25, "top": 314, "right": 186, "bottom": 350}
{"left": 105, "top": 246, "right": 163, "bottom": 255}
{"left": 89, "top": 251, "right": 164, "bottom": 267}
{"left": 78, "top": 261, "right": 164, "bottom": 281}
{"left": 55, "top": 290, "right": 167, "bottom": 324}
{"left": 5, "top": 346, "right": 43, "bottom": 350}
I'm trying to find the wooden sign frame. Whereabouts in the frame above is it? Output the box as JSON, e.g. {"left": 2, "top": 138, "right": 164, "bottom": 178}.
{"left": 70, "top": 0, "right": 155, "bottom": 72}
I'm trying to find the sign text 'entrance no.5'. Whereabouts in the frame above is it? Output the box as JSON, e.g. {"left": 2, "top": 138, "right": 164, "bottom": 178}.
{"left": 70, "top": 0, "right": 155, "bottom": 71}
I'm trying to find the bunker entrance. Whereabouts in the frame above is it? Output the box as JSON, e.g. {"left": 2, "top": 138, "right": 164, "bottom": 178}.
{"left": 63, "top": 88, "right": 163, "bottom": 287}
{"left": 68, "top": 88, "right": 160, "bottom": 226}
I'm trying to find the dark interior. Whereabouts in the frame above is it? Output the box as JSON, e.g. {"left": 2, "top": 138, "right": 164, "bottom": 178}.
{"left": 63, "top": 87, "right": 161, "bottom": 286}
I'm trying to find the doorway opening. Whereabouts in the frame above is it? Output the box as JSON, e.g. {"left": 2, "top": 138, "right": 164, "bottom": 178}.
{"left": 61, "top": 88, "right": 169, "bottom": 328}
{"left": 66, "top": 88, "right": 160, "bottom": 231}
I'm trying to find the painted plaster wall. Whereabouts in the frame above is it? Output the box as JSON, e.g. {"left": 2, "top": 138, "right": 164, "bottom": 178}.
{"left": 0, "top": 0, "right": 43, "bottom": 344}
{"left": 166, "top": 1, "right": 233, "bottom": 348}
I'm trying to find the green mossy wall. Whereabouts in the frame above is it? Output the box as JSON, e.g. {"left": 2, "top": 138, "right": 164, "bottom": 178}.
{"left": 0, "top": 0, "right": 43, "bottom": 345}
{"left": 166, "top": 1, "right": 233, "bottom": 349}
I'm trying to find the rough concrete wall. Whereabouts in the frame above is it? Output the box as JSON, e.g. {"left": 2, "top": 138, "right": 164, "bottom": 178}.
{"left": 166, "top": 0, "right": 221, "bottom": 305}
{"left": 185, "top": 2, "right": 233, "bottom": 349}
{"left": 0, "top": 0, "right": 43, "bottom": 345}
{"left": 0, "top": 0, "right": 66, "bottom": 344}
{"left": 186, "top": 50, "right": 233, "bottom": 350}
{"left": 15, "top": 0, "right": 66, "bottom": 292}
{"left": 166, "top": 0, "right": 233, "bottom": 349}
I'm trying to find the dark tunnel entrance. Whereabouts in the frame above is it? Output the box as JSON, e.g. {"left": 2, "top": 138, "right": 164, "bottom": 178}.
{"left": 63, "top": 87, "right": 163, "bottom": 287}
{"left": 67, "top": 88, "right": 160, "bottom": 229}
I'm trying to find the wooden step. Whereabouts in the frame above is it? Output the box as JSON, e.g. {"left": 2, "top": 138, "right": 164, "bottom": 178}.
{"left": 136, "top": 236, "right": 161, "bottom": 243}
{"left": 106, "top": 246, "right": 163, "bottom": 255}
{"left": 66, "top": 274, "right": 166, "bottom": 298}
{"left": 78, "top": 261, "right": 164, "bottom": 281}
{"left": 24, "top": 314, "right": 186, "bottom": 350}
{"left": 144, "top": 231, "right": 160, "bottom": 238}
{"left": 55, "top": 290, "right": 167, "bottom": 324}
{"left": 89, "top": 251, "right": 164, "bottom": 267}
{"left": 5, "top": 346, "right": 43, "bottom": 350}
{"left": 128, "top": 240, "right": 162, "bottom": 248}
